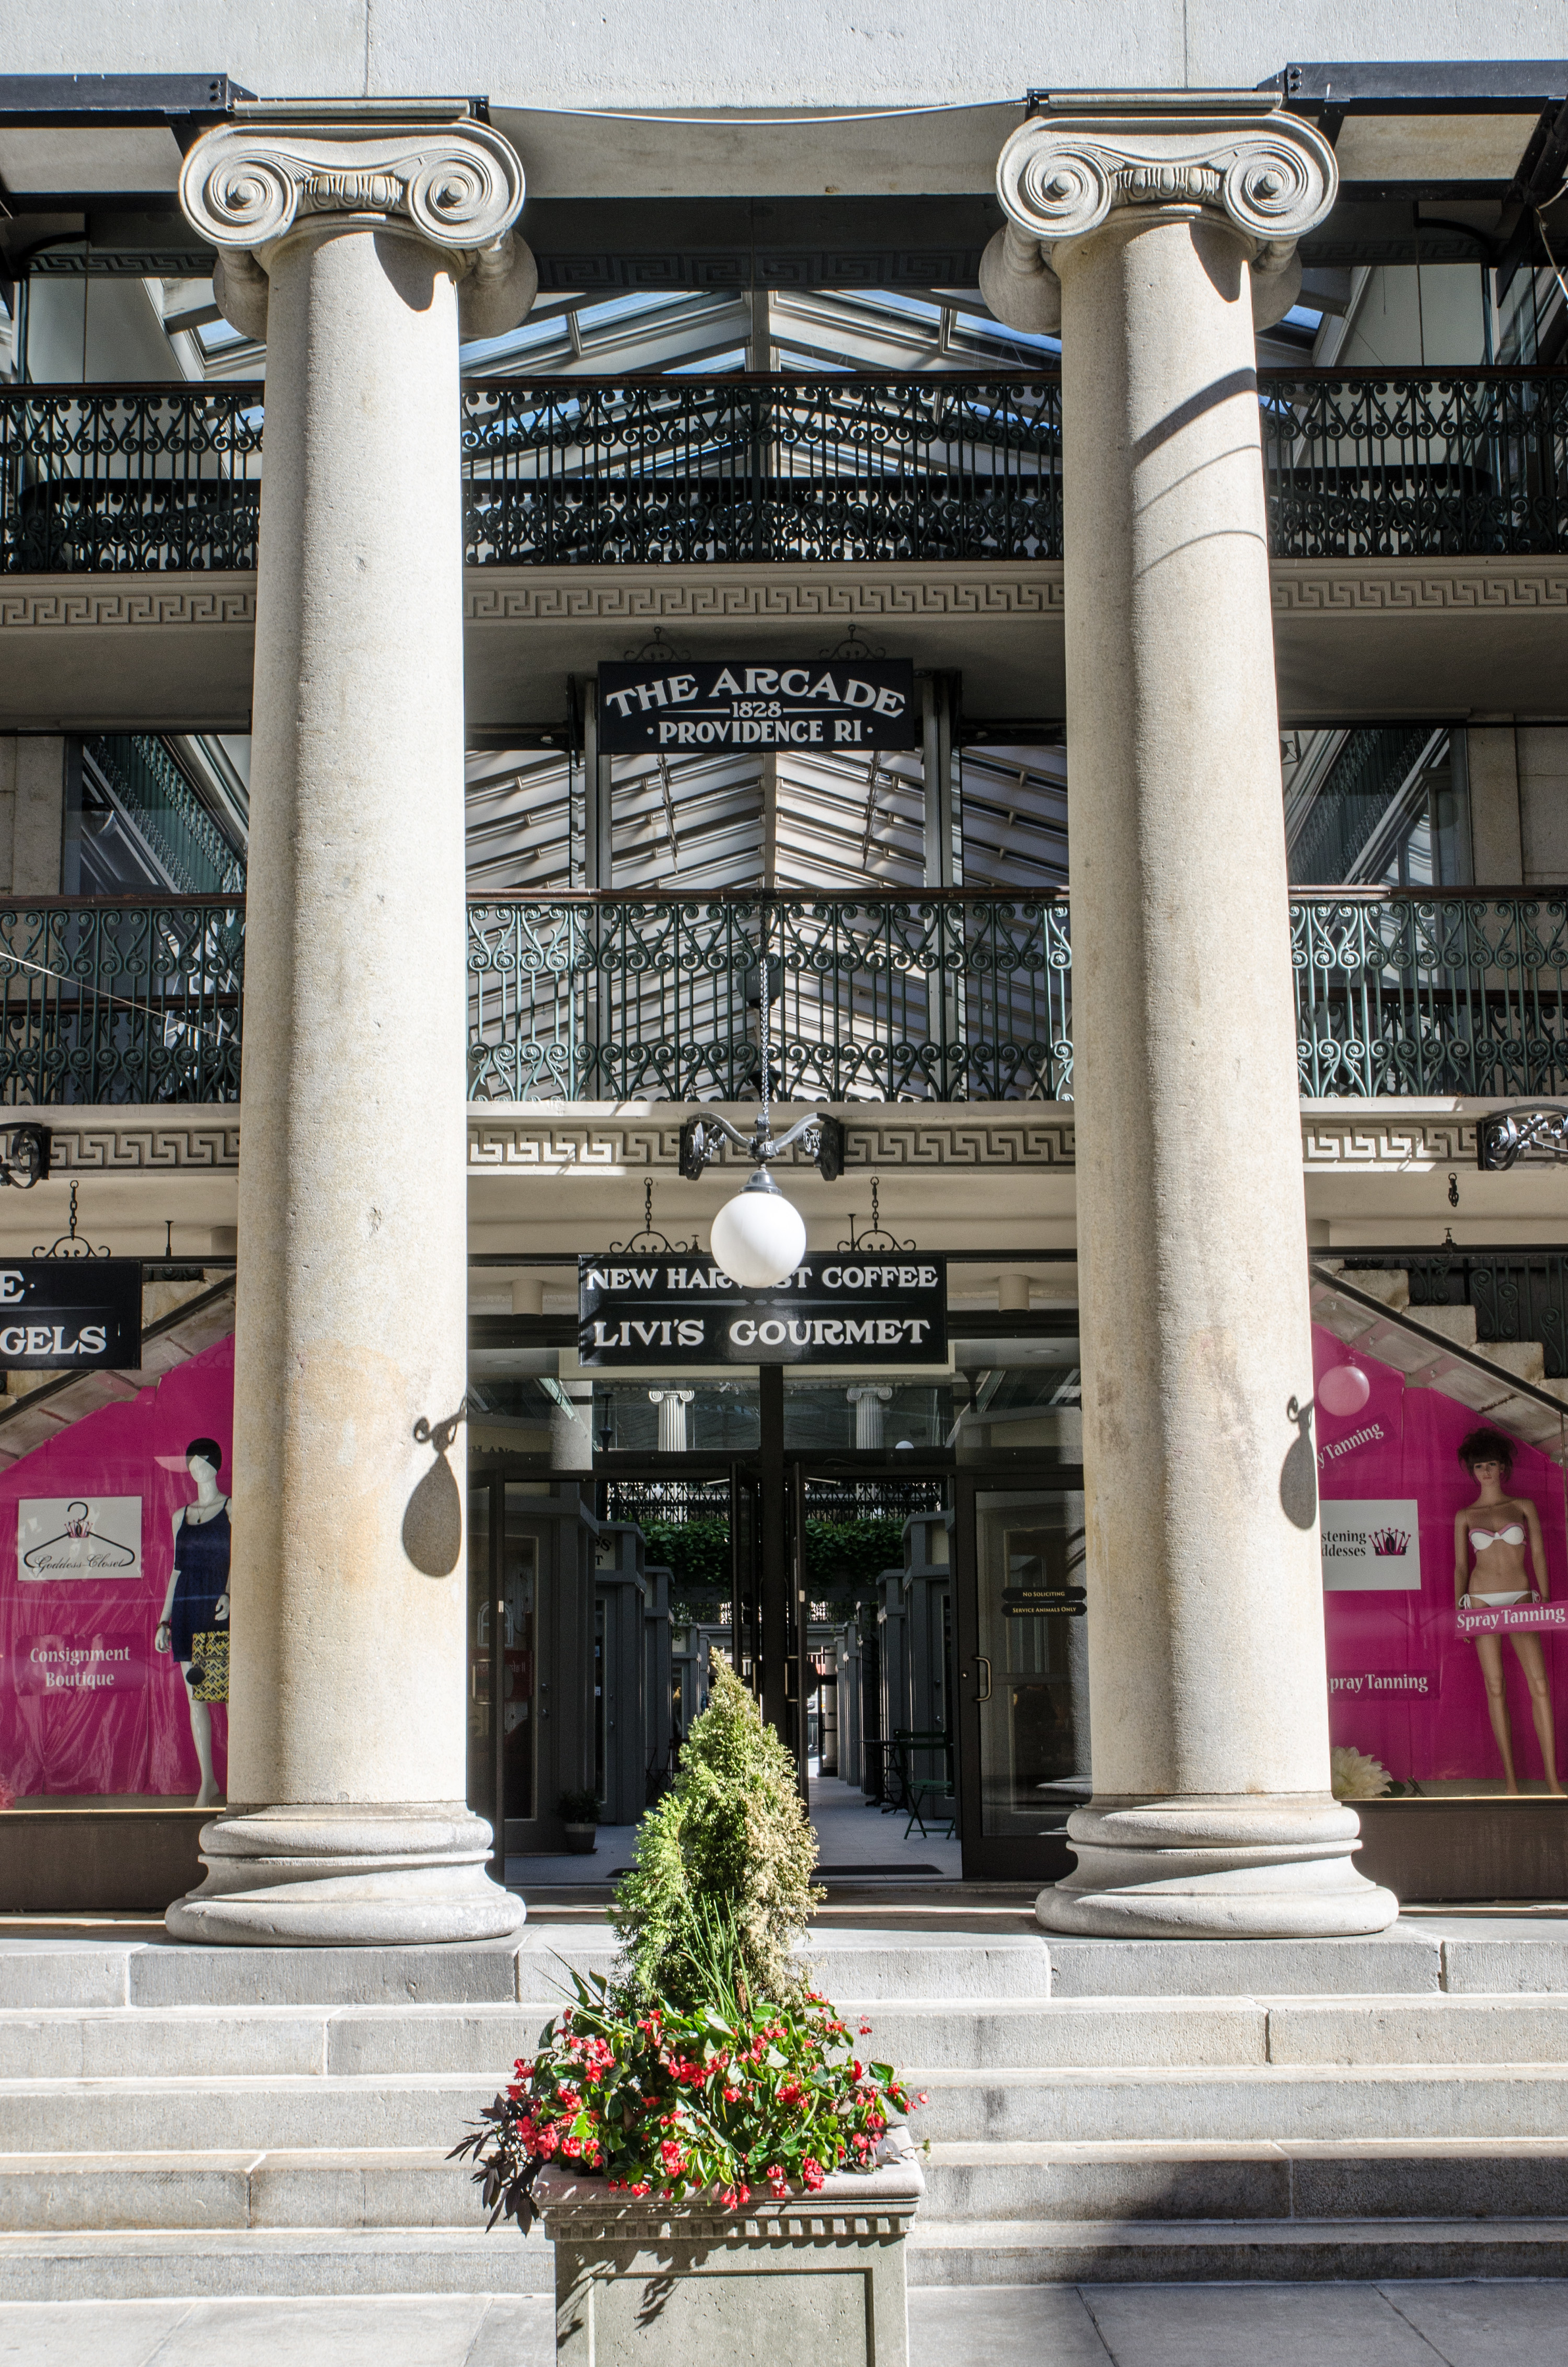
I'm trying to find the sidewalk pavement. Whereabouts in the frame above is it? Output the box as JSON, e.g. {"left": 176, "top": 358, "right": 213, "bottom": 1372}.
{"left": 3, "top": 2282, "right": 1566, "bottom": 2366}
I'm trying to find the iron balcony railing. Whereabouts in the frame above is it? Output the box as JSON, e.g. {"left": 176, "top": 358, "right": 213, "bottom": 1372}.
{"left": 2, "top": 888, "right": 1564, "bottom": 1107}
{"left": 4, "top": 371, "right": 1566, "bottom": 572}
{"left": 0, "top": 897, "right": 244, "bottom": 1104}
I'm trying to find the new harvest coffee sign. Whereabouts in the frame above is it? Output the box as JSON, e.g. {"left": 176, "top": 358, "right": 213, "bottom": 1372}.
{"left": 597, "top": 658, "right": 917, "bottom": 754}
{"left": 579, "top": 1255, "right": 947, "bottom": 1368}
{"left": 0, "top": 1261, "right": 141, "bottom": 1370}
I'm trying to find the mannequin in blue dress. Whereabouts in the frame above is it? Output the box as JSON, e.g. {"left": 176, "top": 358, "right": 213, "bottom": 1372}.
{"left": 154, "top": 1438, "right": 230, "bottom": 1808}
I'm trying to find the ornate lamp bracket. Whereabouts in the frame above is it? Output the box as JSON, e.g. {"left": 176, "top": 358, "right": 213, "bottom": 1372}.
{"left": 0, "top": 1122, "right": 50, "bottom": 1191}
{"left": 981, "top": 91, "right": 1337, "bottom": 334}
{"left": 679, "top": 1109, "right": 845, "bottom": 1186}
{"left": 1477, "top": 1102, "right": 1568, "bottom": 1171}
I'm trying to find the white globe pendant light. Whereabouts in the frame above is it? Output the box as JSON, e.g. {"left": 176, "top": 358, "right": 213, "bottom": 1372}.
{"left": 710, "top": 1167, "right": 808, "bottom": 1290}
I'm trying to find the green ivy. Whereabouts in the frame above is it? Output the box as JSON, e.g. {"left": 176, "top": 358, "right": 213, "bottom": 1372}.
{"left": 641, "top": 1516, "right": 903, "bottom": 1601}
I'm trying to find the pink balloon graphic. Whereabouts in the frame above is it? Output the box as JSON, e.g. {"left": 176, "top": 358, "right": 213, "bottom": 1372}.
{"left": 1319, "top": 1363, "right": 1371, "bottom": 1418}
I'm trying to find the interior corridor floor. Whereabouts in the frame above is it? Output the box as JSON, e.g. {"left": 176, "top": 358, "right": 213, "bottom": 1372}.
{"left": 504, "top": 1771, "right": 962, "bottom": 1892}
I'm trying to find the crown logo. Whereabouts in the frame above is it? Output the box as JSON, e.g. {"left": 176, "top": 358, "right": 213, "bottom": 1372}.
{"left": 1369, "top": 1526, "right": 1411, "bottom": 1556}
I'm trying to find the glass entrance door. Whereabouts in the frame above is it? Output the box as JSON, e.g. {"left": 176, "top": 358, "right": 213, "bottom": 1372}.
{"left": 954, "top": 1480, "right": 1089, "bottom": 1880}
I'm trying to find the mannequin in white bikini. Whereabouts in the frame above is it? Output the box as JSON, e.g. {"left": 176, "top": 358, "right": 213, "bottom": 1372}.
{"left": 1453, "top": 1427, "right": 1563, "bottom": 1795}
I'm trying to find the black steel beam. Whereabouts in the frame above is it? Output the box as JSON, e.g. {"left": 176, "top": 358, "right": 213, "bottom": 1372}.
{"left": 1265, "top": 61, "right": 1568, "bottom": 111}
{"left": 0, "top": 75, "right": 247, "bottom": 123}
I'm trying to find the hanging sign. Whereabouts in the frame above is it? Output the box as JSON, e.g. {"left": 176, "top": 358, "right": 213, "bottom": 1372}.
{"left": 578, "top": 1255, "right": 947, "bottom": 1367}
{"left": 0, "top": 1261, "right": 141, "bottom": 1370}
{"left": 597, "top": 659, "right": 917, "bottom": 754}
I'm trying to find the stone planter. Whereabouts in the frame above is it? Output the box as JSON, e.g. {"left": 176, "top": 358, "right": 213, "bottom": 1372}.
{"left": 560, "top": 1823, "right": 598, "bottom": 1855}
{"left": 535, "top": 2153, "right": 923, "bottom": 2364}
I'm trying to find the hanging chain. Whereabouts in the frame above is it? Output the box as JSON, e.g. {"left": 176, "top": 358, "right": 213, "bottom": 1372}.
{"left": 758, "top": 917, "right": 773, "bottom": 1134}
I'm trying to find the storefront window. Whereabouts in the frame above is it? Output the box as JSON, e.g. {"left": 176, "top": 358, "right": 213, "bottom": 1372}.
{"left": 0, "top": 1335, "right": 236, "bottom": 1805}
{"left": 1315, "top": 1320, "right": 1567, "bottom": 1797}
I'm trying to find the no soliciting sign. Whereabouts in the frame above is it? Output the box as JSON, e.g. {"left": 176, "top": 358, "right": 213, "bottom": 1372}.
{"left": 579, "top": 1255, "right": 947, "bottom": 1367}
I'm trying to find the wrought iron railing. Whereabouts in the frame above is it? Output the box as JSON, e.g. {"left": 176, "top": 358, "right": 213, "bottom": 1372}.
{"left": 0, "top": 385, "right": 263, "bottom": 572}
{"left": 0, "top": 899, "right": 244, "bottom": 1104}
{"left": 4, "top": 888, "right": 1564, "bottom": 1107}
{"left": 1294, "top": 892, "right": 1568, "bottom": 1097}
{"left": 460, "top": 378, "right": 1063, "bottom": 563}
{"left": 466, "top": 893, "right": 1074, "bottom": 1103}
{"left": 6, "top": 371, "right": 1565, "bottom": 572}
{"left": 1261, "top": 370, "right": 1568, "bottom": 558}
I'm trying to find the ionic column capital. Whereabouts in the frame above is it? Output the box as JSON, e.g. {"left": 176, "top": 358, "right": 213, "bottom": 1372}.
{"left": 179, "top": 105, "right": 536, "bottom": 341}
{"left": 982, "top": 93, "right": 1337, "bottom": 334}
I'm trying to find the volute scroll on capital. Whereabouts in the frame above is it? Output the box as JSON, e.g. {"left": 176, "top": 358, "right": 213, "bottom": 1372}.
{"left": 981, "top": 100, "right": 1338, "bottom": 337}
{"left": 179, "top": 114, "right": 537, "bottom": 342}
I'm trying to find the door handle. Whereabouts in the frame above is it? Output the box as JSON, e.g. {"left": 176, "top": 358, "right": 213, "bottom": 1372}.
{"left": 974, "top": 1656, "right": 992, "bottom": 1704}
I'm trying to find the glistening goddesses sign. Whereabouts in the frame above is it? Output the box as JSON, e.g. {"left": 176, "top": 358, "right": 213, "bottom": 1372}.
{"left": 578, "top": 1256, "right": 947, "bottom": 1367}
{"left": 597, "top": 659, "right": 917, "bottom": 754}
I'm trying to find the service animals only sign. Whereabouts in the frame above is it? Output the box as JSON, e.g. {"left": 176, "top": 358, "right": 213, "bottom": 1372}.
{"left": 596, "top": 659, "right": 917, "bottom": 754}
{"left": 578, "top": 1255, "right": 947, "bottom": 1367}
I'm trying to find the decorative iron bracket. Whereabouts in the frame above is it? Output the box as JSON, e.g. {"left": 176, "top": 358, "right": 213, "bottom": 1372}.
{"left": 34, "top": 1180, "right": 109, "bottom": 1258}
{"left": 0, "top": 1123, "right": 50, "bottom": 1191}
{"left": 1476, "top": 1102, "right": 1568, "bottom": 1170}
{"left": 608, "top": 1177, "right": 702, "bottom": 1256}
{"left": 838, "top": 1175, "right": 914, "bottom": 1252}
{"left": 679, "top": 1110, "right": 845, "bottom": 1184}
{"left": 413, "top": 1402, "right": 467, "bottom": 1455}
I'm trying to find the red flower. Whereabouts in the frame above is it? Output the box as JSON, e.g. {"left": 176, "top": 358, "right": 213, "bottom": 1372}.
{"left": 802, "top": 2158, "right": 825, "bottom": 2192}
{"left": 659, "top": 2139, "right": 687, "bottom": 2175}
{"left": 777, "top": 2079, "right": 805, "bottom": 2108}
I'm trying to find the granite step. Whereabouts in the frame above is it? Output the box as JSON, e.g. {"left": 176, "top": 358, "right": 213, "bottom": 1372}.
{"left": 919, "top": 2136, "right": 1568, "bottom": 2222}
{"left": 906, "top": 2062, "right": 1568, "bottom": 2145}
{"left": 9, "top": 2137, "right": 1568, "bottom": 2236}
{"left": 9, "top": 1988, "right": 1568, "bottom": 2082}
{"left": 0, "top": 2224, "right": 552, "bottom": 2302}
{"left": 903, "top": 2214, "right": 1568, "bottom": 2284}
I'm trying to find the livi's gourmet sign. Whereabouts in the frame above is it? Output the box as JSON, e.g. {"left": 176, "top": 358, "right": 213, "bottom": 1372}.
{"left": 0, "top": 1261, "right": 141, "bottom": 1370}
{"left": 597, "top": 659, "right": 917, "bottom": 754}
{"left": 579, "top": 1256, "right": 947, "bottom": 1367}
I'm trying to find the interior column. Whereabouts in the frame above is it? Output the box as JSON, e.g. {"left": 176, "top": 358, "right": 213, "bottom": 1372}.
{"left": 167, "top": 106, "right": 536, "bottom": 1944}
{"left": 984, "top": 95, "right": 1398, "bottom": 1937}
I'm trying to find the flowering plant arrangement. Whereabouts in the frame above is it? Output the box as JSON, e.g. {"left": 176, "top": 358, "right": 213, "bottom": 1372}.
{"left": 454, "top": 1917, "right": 918, "bottom": 2230}
{"left": 454, "top": 1657, "right": 923, "bottom": 2231}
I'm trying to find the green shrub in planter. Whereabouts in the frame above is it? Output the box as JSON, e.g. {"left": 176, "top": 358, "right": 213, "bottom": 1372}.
{"left": 455, "top": 1659, "right": 924, "bottom": 2223}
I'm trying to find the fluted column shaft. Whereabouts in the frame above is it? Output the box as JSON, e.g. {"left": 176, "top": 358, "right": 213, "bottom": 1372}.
{"left": 167, "top": 110, "right": 534, "bottom": 1943}
{"left": 987, "top": 98, "right": 1397, "bottom": 1937}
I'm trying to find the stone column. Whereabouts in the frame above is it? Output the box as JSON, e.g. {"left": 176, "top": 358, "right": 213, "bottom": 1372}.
{"left": 168, "top": 107, "right": 537, "bottom": 1944}
{"left": 983, "top": 96, "right": 1397, "bottom": 1937}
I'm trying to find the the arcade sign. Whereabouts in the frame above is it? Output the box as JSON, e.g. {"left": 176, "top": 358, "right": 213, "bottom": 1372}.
{"left": 0, "top": 1261, "right": 141, "bottom": 1370}
{"left": 597, "top": 659, "right": 917, "bottom": 754}
{"left": 579, "top": 1255, "right": 947, "bottom": 1367}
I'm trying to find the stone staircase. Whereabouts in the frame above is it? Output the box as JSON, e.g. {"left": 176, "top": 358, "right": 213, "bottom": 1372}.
{"left": 1311, "top": 1263, "right": 1568, "bottom": 1457}
{"left": 3, "top": 1921, "right": 1568, "bottom": 2297}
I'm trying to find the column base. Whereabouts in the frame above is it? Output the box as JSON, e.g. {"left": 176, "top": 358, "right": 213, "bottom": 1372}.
{"left": 164, "top": 1803, "right": 526, "bottom": 1946}
{"left": 1035, "top": 1796, "right": 1399, "bottom": 1939}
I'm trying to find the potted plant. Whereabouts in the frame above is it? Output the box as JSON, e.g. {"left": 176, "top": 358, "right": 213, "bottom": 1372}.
{"left": 558, "top": 1788, "right": 601, "bottom": 1854}
{"left": 455, "top": 1658, "right": 924, "bottom": 2364}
